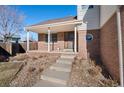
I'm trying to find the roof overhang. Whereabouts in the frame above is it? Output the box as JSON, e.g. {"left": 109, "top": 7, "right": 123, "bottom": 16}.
{"left": 25, "top": 20, "right": 83, "bottom": 33}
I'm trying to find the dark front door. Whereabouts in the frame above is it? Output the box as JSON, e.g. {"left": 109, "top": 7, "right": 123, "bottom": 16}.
{"left": 64, "top": 32, "right": 74, "bottom": 49}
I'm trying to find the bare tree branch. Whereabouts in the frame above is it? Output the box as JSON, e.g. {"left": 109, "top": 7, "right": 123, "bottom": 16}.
{"left": 0, "top": 5, "right": 25, "bottom": 42}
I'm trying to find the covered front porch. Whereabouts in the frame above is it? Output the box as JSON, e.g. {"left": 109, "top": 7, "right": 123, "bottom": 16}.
{"left": 25, "top": 18, "right": 82, "bottom": 53}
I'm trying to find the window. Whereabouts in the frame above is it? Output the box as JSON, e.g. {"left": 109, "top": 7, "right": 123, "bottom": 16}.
{"left": 45, "top": 34, "right": 57, "bottom": 43}
{"left": 86, "top": 34, "right": 93, "bottom": 41}
{"left": 52, "top": 34, "right": 57, "bottom": 42}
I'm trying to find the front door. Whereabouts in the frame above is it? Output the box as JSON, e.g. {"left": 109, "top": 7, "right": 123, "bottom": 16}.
{"left": 64, "top": 32, "right": 74, "bottom": 49}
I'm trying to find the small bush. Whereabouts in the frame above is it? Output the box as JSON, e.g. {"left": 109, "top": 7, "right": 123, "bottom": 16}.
{"left": 38, "top": 68, "right": 43, "bottom": 72}
{"left": 28, "top": 67, "right": 36, "bottom": 72}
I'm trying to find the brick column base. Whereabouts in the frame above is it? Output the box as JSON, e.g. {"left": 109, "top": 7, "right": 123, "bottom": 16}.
{"left": 77, "top": 30, "right": 88, "bottom": 59}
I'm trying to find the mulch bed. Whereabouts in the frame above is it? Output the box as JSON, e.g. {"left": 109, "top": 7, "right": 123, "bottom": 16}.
{"left": 69, "top": 57, "right": 118, "bottom": 87}
{"left": 9, "top": 52, "right": 60, "bottom": 87}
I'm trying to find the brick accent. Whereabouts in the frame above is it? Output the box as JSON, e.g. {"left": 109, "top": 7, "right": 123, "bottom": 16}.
{"left": 120, "top": 6, "right": 124, "bottom": 85}
{"left": 100, "top": 13, "right": 119, "bottom": 81}
{"left": 120, "top": 6, "right": 124, "bottom": 69}
{"left": 77, "top": 30, "right": 100, "bottom": 61}
{"left": 57, "top": 32, "right": 64, "bottom": 51}
{"left": 78, "top": 30, "right": 88, "bottom": 59}
{"left": 38, "top": 32, "right": 65, "bottom": 51}
{"left": 38, "top": 34, "right": 48, "bottom": 51}
{"left": 87, "top": 30, "right": 100, "bottom": 61}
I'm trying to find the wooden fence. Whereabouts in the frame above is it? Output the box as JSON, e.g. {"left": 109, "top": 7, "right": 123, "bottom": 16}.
{"left": 0, "top": 42, "right": 38, "bottom": 56}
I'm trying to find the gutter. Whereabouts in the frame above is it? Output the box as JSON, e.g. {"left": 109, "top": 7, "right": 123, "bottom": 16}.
{"left": 116, "top": 6, "right": 124, "bottom": 87}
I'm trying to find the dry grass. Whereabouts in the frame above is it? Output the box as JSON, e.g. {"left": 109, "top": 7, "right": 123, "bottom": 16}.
{"left": 0, "top": 62, "right": 23, "bottom": 87}
{"left": 69, "top": 57, "right": 118, "bottom": 87}
{"left": 9, "top": 52, "right": 60, "bottom": 87}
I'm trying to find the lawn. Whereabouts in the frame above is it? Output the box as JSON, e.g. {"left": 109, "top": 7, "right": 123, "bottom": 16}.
{"left": 0, "top": 53, "right": 60, "bottom": 87}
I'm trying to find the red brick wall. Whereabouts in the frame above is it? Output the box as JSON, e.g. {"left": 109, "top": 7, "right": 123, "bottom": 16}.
{"left": 120, "top": 6, "right": 124, "bottom": 84}
{"left": 38, "top": 32, "right": 65, "bottom": 51}
{"left": 87, "top": 30, "right": 100, "bottom": 61}
{"left": 120, "top": 6, "right": 124, "bottom": 69}
{"left": 100, "top": 13, "right": 119, "bottom": 81}
{"left": 77, "top": 30, "right": 100, "bottom": 61}
{"left": 78, "top": 30, "right": 88, "bottom": 59}
{"left": 38, "top": 34, "right": 48, "bottom": 51}
{"left": 57, "top": 32, "right": 64, "bottom": 51}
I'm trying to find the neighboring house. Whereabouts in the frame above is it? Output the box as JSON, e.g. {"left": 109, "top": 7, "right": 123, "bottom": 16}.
{"left": 25, "top": 5, "right": 124, "bottom": 85}
{"left": 0, "top": 37, "right": 3, "bottom": 42}
{"left": 11, "top": 35, "right": 21, "bottom": 43}
{"left": 0, "top": 40, "right": 3, "bottom": 42}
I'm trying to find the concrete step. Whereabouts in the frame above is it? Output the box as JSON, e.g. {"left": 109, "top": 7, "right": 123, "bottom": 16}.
{"left": 52, "top": 63, "right": 72, "bottom": 69}
{"left": 56, "top": 58, "right": 73, "bottom": 64}
{"left": 50, "top": 64, "right": 71, "bottom": 72}
{"left": 60, "top": 55, "right": 75, "bottom": 59}
{"left": 41, "top": 69, "right": 70, "bottom": 85}
{"left": 61, "top": 52, "right": 76, "bottom": 54}
{"left": 63, "top": 49, "right": 73, "bottom": 52}
{"left": 33, "top": 80, "right": 66, "bottom": 87}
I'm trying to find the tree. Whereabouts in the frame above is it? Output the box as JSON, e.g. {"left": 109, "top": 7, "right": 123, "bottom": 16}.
{"left": 0, "top": 6, "right": 25, "bottom": 42}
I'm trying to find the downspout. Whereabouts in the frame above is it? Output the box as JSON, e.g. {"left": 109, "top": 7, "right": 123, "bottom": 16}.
{"left": 116, "top": 6, "right": 124, "bottom": 87}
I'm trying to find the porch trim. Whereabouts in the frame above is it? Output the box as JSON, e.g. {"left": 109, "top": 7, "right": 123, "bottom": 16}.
{"left": 48, "top": 28, "right": 51, "bottom": 52}
{"left": 74, "top": 26, "right": 77, "bottom": 53}
{"left": 26, "top": 30, "right": 29, "bottom": 52}
{"left": 25, "top": 20, "right": 82, "bottom": 30}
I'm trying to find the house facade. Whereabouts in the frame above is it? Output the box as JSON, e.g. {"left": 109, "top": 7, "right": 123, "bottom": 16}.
{"left": 25, "top": 5, "right": 124, "bottom": 86}
{"left": 26, "top": 6, "right": 101, "bottom": 58}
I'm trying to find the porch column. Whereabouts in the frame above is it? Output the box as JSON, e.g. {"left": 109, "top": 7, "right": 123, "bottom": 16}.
{"left": 48, "top": 28, "right": 51, "bottom": 52}
{"left": 74, "top": 26, "right": 77, "bottom": 53}
{"left": 27, "top": 30, "right": 29, "bottom": 52}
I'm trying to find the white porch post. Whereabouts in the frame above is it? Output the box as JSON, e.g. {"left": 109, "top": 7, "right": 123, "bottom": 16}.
{"left": 27, "top": 31, "right": 29, "bottom": 52}
{"left": 74, "top": 26, "right": 77, "bottom": 53}
{"left": 48, "top": 28, "right": 51, "bottom": 52}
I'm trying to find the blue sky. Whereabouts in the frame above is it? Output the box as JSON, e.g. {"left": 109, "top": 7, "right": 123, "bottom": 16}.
{"left": 17, "top": 5, "right": 77, "bottom": 41}
{"left": 18, "top": 5, "right": 77, "bottom": 26}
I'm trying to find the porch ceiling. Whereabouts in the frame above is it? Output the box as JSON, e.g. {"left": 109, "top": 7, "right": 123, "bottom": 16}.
{"left": 25, "top": 20, "right": 82, "bottom": 33}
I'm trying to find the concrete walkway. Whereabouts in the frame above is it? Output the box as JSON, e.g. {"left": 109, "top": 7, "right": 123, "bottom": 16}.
{"left": 33, "top": 53, "right": 75, "bottom": 87}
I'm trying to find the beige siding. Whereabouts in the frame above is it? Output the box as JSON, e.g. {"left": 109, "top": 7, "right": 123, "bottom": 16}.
{"left": 100, "top": 5, "right": 117, "bottom": 27}
{"left": 77, "top": 5, "right": 100, "bottom": 30}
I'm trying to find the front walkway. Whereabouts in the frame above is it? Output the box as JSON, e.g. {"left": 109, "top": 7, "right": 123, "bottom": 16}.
{"left": 33, "top": 53, "right": 76, "bottom": 87}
